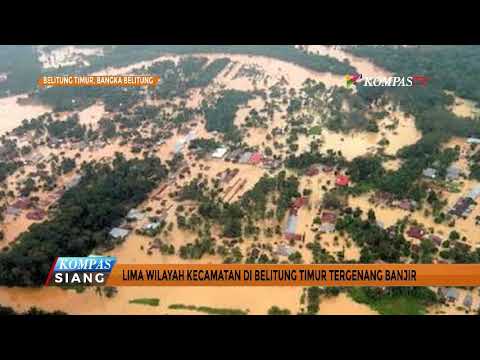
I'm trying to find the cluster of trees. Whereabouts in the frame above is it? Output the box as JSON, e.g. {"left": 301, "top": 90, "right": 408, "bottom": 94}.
{"left": 348, "top": 286, "right": 438, "bottom": 315}
{"left": 188, "top": 138, "right": 222, "bottom": 157}
{"left": 347, "top": 45, "right": 480, "bottom": 103}
{"left": 0, "top": 305, "right": 67, "bottom": 315}
{"left": 146, "top": 57, "right": 230, "bottom": 100}
{"left": 203, "top": 90, "right": 254, "bottom": 134}
{"left": 45, "top": 114, "right": 86, "bottom": 141}
{"left": 0, "top": 153, "right": 168, "bottom": 286}
{"left": 37, "top": 85, "right": 144, "bottom": 113}
{"left": 0, "top": 161, "right": 22, "bottom": 183}
{"left": 174, "top": 171, "right": 300, "bottom": 243}
{"left": 336, "top": 210, "right": 411, "bottom": 263}
{"left": 285, "top": 150, "right": 347, "bottom": 170}
{"left": 240, "top": 170, "right": 300, "bottom": 222}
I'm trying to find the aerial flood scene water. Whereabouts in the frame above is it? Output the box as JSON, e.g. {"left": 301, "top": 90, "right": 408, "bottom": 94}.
{"left": 1, "top": 45, "right": 480, "bottom": 315}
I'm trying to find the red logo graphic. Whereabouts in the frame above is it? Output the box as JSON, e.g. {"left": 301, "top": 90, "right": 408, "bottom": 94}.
{"left": 412, "top": 75, "right": 430, "bottom": 87}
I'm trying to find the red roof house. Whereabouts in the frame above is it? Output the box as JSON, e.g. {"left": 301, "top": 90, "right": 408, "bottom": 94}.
{"left": 291, "top": 197, "right": 307, "bottom": 211}
{"left": 335, "top": 175, "right": 350, "bottom": 187}
{"left": 11, "top": 198, "right": 32, "bottom": 210}
{"left": 406, "top": 227, "right": 425, "bottom": 240}
{"left": 305, "top": 166, "right": 320, "bottom": 177}
{"left": 321, "top": 212, "right": 337, "bottom": 224}
{"left": 249, "top": 152, "right": 263, "bottom": 165}
{"left": 26, "top": 209, "right": 46, "bottom": 221}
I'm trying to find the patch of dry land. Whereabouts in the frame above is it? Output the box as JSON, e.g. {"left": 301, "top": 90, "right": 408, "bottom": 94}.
{"left": 0, "top": 47, "right": 478, "bottom": 315}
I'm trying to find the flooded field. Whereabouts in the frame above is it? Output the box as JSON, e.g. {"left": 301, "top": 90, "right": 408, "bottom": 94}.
{"left": 0, "top": 95, "right": 51, "bottom": 135}
{"left": 319, "top": 110, "right": 421, "bottom": 161}
{"left": 299, "top": 45, "right": 392, "bottom": 78}
{"left": 446, "top": 91, "right": 480, "bottom": 118}
{"left": 318, "top": 293, "right": 378, "bottom": 315}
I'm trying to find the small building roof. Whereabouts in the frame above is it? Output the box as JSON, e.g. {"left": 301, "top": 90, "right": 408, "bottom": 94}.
{"left": 211, "top": 147, "right": 228, "bottom": 159}
{"left": 285, "top": 213, "right": 298, "bottom": 235}
{"left": 335, "top": 175, "right": 350, "bottom": 187}
{"left": 109, "top": 227, "right": 130, "bottom": 239}
{"left": 467, "top": 138, "right": 480, "bottom": 144}
{"left": 446, "top": 165, "right": 461, "bottom": 180}
{"left": 422, "top": 168, "right": 437, "bottom": 178}
{"left": 26, "top": 209, "right": 47, "bottom": 221}
{"left": 321, "top": 212, "right": 337, "bottom": 224}
{"left": 407, "top": 227, "right": 425, "bottom": 239}
{"left": 276, "top": 244, "right": 295, "bottom": 257}
{"left": 142, "top": 222, "right": 162, "bottom": 231}
{"left": 238, "top": 152, "right": 252, "bottom": 164}
{"left": 127, "top": 209, "right": 145, "bottom": 221}
{"left": 11, "top": 198, "right": 32, "bottom": 210}
{"left": 319, "top": 223, "right": 335, "bottom": 233}
{"left": 463, "top": 293, "right": 473, "bottom": 307}
{"left": 249, "top": 152, "right": 263, "bottom": 165}
{"left": 467, "top": 186, "right": 480, "bottom": 200}
{"left": 5, "top": 206, "right": 21, "bottom": 216}
{"left": 446, "top": 288, "right": 459, "bottom": 300}
{"left": 429, "top": 235, "right": 443, "bottom": 246}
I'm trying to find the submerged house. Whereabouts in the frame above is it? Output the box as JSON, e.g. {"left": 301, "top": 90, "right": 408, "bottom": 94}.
{"left": 422, "top": 168, "right": 437, "bottom": 179}
{"left": 429, "top": 235, "right": 443, "bottom": 247}
{"left": 275, "top": 244, "right": 295, "bottom": 257}
{"left": 466, "top": 186, "right": 480, "bottom": 201}
{"left": 319, "top": 223, "right": 335, "bottom": 233}
{"left": 249, "top": 152, "right": 263, "bottom": 165}
{"left": 446, "top": 288, "right": 459, "bottom": 303}
{"left": 284, "top": 213, "right": 301, "bottom": 241}
{"left": 406, "top": 226, "right": 425, "bottom": 240}
{"left": 335, "top": 175, "right": 350, "bottom": 187}
{"left": 321, "top": 212, "right": 337, "bottom": 224}
{"left": 305, "top": 165, "right": 320, "bottom": 177}
{"left": 126, "top": 209, "right": 145, "bottom": 221}
{"left": 446, "top": 165, "right": 461, "bottom": 181}
{"left": 450, "top": 197, "right": 474, "bottom": 217}
{"left": 238, "top": 152, "right": 252, "bottom": 164}
{"left": 109, "top": 227, "right": 130, "bottom": 241}
{"left": 211, "top": 147, "right": 228, "bottom": 159}
{"left": 463, "top": 293, "right": 473, "bottom": 309}
{"left": 26, "top": 209, "right": 47, "bottom": 221}
{"left": 11, "top": 197, "right": 32, "bottom": 210}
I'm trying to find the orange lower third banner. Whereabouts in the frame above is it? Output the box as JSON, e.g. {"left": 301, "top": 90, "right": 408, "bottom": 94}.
{"left": 105, "top": 264, "right": 480, "bottom": 287}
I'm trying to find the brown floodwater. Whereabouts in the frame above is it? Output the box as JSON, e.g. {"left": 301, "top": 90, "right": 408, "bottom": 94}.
{"left": 0, "top": 95, "right": 51, "bottom": 136}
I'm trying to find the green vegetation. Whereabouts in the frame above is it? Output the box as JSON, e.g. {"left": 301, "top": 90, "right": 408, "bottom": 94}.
{"left": 286, "top": 150, "right": 346, "bottom": 170}
{"left": 267, "top": 306, "right": 291, "bottom": 315}
{"left": 203, "top": 90, "right": 253, "bottom": 134}
{"left": 188, "top": 138, "right": 222, "bottom": 157}
{"left": 240, "top": 170, "right": 300, "bottom": 222}
{"left": 336, "top": 213, "right": 411, "bottom": 263}
{"left": 348, "top": 287, "right": 438, "bottom": 315}
{"left": 0, "top": 304, "right": 67, "bottom": 315}
{"left": 129, "top": 298, "right": 160, "bottom": 307}
{"left": 347, "top": 45, "right": 480, "bottom": 103}
{"left": 168, "top": 304, "right": 247, "bottom": 315}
